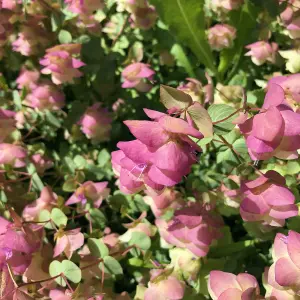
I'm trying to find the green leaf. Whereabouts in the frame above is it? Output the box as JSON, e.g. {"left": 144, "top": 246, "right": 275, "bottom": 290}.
{"left": 100, "top": 256, "right": 123, "bottom": 275}
{"left": 129, "top": 232, "right": 151, "bottom": 250}
{"left": 38, "top": 210, "right": 54, "bottom": 229}
{"left": 89, "top": 208, "right": 107, "bottom": 229}
{"left": 187, "top": 102, "right": 213, "bottom": 137}
{"left": 160, "top": 85, "right": 192, "bottom": 110}
{"left": 88, "top": 238, "right": 109, "bottom": 258}
{"left": 63, "top": 157, "right": 77, "bottom": 174}
{"left": 45, "top": 111, "right": 61, "bottom": 128}
{"left": 49, "top": 260, "right": 65, "bottom": 286}
{"left": 97, "top": 149, "right": 110, "bottom": 167}
{"left": 208, "top": 104, "right": 236, "bottom": 135}
{"left": 62, "top": 260, "right": 82, "bottom": 283}
{"left": 62, "top": 178, "right": 77, "bottom": 192}
{"left": 74, "top": 155, "right": 87, "bottom": 169}
{"left": 51, "top": 208, "right": 68, "bottom": 227}
{"left": 170, "top": 44, "right": 195, "bottom": 77}
{"left": 13, "top": 90, "right": 22, "bottom": 110}
{"left": 150, "top": 0, "right": 216, "bottom": 72}
{"left": 27, "top": 163, "right": 44, "bottom": 191}
{"left": 58, "top": 29, "right": 72, "bottom": 44}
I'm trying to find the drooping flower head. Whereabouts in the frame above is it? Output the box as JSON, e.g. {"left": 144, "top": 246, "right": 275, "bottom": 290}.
{"left": 144, "top": 269, "right": 185, "bottom": 300}
{"left": 156, "top": 203, "right": 223, "bottom": 257}
{"left": 24, "top": 81, "right": 65, "bottom": 111}
{"left": 0, "top": 109, "right": 16, "bottom": 143}
{"left": 266, "top": 231, "right": 300, "bottom": 296}
{"left": 208, "top": 24, "right": 236, "bottom": 51}
{"left": 0, "top": 143, "right": 27, "bottom": 168}
{"left": 121, "top": 63, "right": 155, "bottom": 92}
{"left": 16, "top": 67, "right": 40, "bottom": 90}
{"left": 177, "top": 78, "right": 204, "bottom": 104}
{"left": 240, "top": 170, "right": 298, "bottom": 227}
{"left": 211, "top": 0, "right": 244, "bottom": 12}
{"left": 65, "top": 0, "right": 104, "bottom": 15}
{"left": 238, "top": 83, "right": 300, "bottom": 160}
{"left": 208, "top": 270, "right": 261, "bottom": 300}
{"left": 40, "top": 44, "right": 85, "bottom": 85}
{"left": 245, "top": 41, "right": 278, "bottom": 66}
{"left": 112, "top": 109, "right": 203, "bottom": 194}
{"left": 78, "top": 103, "right": 112, "bottom": 143}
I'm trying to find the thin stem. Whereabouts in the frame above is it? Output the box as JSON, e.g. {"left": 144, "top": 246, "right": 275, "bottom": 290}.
{"left": 213, "top": 108, "right": 242, "bottom": 125}
{"left": 218, "top": 135, "right": 243, "bottom": 164}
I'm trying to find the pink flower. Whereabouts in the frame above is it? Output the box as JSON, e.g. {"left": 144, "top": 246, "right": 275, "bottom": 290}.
{"left": 111, "top": 109, "right": 202, "bottom": 194}
{"left": 219, "top": 175, "right": 242, "bottom": 210}
{"left": 16, "top": 67, "right": 40, "bottom": 90}
{"left": 0, "top": 109, "right": 16, "bottom": 143}
{"left": 156, "top": 203, "right": 223, "bottom": 257}
{"left": 0, "top": 216, "right": 43, "bottom": 275}
{"left": 65, "top": 181, "right": 110, "bottom": 208}
{"left": 208, "top": 24, "right": 236, "bottom": 51}
{"left": 40, "top": 44, "right": 85, "bottom": 85}
{"left": 239, "top": 84, "right": 300, "bottom": 160}
{"left": 0, "top": 0, "right": 20, "bottom": 10}
{"left": 0, "top": 143, "right": 27, "bottom": 168}
{"left": 177, "top": 78, "right": 204, "bottom": 103}
{"left": 78, "top": 103, "right": 112, "bottom": 143}
{"left": 54, "top": 228, "right": 84, "bottom": 259}
{"left": 121, "top": 63, "right": 155, "bottom": 92}
{"left": 144, "top": 269, "right": 185, "bottom": 300}
{"left": 30, "top": 153, "right": 53, "bottom": 174}
{"left": 266, "top": 231, "right": 300, "bottom": 296}
{"left": 211, "top": 0, "right": 244, "bottom": 11}
{"left": 130, "top": 5, "right": 157, "bottom": 30}
{"left": 287, "top": 16, "right": 300, "bottom": 39}
{"left": 240, "top": 170, "right": 298, "bottom": 227}
{"left": 208, "top": 270, "right": 261, "bottom": 300}
{"left": 268, "top": 74, "right": 300, "bottom": 112}
{"left": 245, "top": 41, "right": 278, "bottom": 65}
{"left": 112, "top": 98, "right": 125, "bottom": 112}
{"left": 12, "top": 24, "right": 49, "bottom": 56}
{"left": 65, "top": 0, "right": 104, "bottom": 14}
{"left": 22, "top": 186, "right": 57, "bottom": 221}
{"left": 24, "top": 81, "right": 65, "bottom": 110}
{"left": 143, "top": 188, "right": 185, "bottom": 217}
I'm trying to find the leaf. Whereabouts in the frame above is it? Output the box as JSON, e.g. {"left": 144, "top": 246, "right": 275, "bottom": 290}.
{"left": 129, "top": 232, "right": 151, "bottom": 250}
{"left": 97, "top": 149, "right": 110, "bottom": 167}
{"left": 13, "top": 90, "right": 22, "bottom": 110}
{"left": 45, "top": 111, "right": 61, "bottom": 128}
{"left": 62, "top": 260, "right": 82, "bottom": 283}
{"left": 27, "top": 163, "right": 44, "bottom": 191}
{"left": 160, "top": 85, "right": 192, "bottom": 110}
{"left": 208, "top": 104, "right": 237, "bottom": 135}
{"left": 51, "top": 208, "right": 68, "bottom": 227}
{"left": 62, "top": 178, "right": 77, "bottom": 192}
{"left": 63, "top": 157, "right": 77, "bottom": 174}
{"left": 100, "top": 256, "right": 123, "bottom": 275}
{"left": 170, "top": 44, "right": 195, "bottom": 77}
{"left": 58, "top": 29, "right": 72, "bottom": 44}
{"left": 49, "top": 260, "right": 65, "bottom": 286}
{"left": 150, "top": 0, "right": 216, "bottom": 72}
{"left": 74, "top": 155, "right": 87, "bottom": 169}
{"left": 187, "top": 102, "right": 213, "bottom": 137}
{"left": 88, "top": 238, "right": 109, "bottom": 258}
{"left": 89, "top": 208, "right": 107, "bottom": 229}
{"left": 38, "top": 209, "right": 54, "bottom": 229}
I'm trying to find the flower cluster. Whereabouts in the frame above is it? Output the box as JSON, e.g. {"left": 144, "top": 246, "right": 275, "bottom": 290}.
{"left": 112, "top": 109, "right": 202, "bottom": 194}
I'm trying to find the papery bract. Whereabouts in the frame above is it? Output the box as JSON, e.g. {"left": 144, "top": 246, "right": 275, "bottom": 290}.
{"left": 0, "top": 109, "right": 16, "bottom": 143}
{"left": 208, "top": 270, "right": 261, "bottom": 300}
{"left": 121, "top": 63, "right": 154, "bottom": 92}
{"left": 240, "top": 170, "right": 298, "bottom": 227}
{"left": 208, "top": 24, "right": 236, "bottom": 51}
{"left": 245, "top": 41, "right": 278, "bottom": 66}
{"left": 156, "top": 203, "right": 223, "bottom": 257}
{"left": 78, "top": 103, "right": 112, "bottom": 143}
{"left": 40, "top": 44, "right": 85, "bottom": 85}
{"left": 0, "top": 143, "right": 27, "bottom": 168}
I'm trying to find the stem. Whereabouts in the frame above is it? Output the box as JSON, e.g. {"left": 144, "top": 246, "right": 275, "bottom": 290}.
{"left": 218, "top": 135, "right": 243, "bottom": 164}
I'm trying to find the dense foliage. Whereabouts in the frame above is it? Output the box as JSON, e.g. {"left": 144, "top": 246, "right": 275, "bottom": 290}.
{"left": 0, "top": 0, "right": 300, "bottom": 299}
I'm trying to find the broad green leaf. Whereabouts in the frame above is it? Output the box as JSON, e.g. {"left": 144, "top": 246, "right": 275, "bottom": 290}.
{"left": 13, "top": 90, "right": 22, "bottom": 110}
{"left": 208, "top": 104, "right": 237, "bottom": 135}
{"left": 129, "top": 232, "right": 151, "bottom": 250}
{"left": 38, "top": 210, "right": 54, "bottom": 230}
{"left": 45, "top": 111, "right": 61, "bottom": 128}
{"left": 160, "top": 85, "right": 192, "bottom": 110}
{"left": 97, "top": 149, "right": 110, "bottom": 167}
{"left": 89, "top": 208, "right": 107, "bottom": 229}
{"left": 171, "top": 44, "right": 195, "bottom": 77}
{"left": 88, "top": 238, "right": 109, "bottom": 258}
{"left": 51, "top": 208, "right": 68, "bottom": 227}
{"left": 100, "top": 256, "right": 123, "bottom": 275}
{"left": 58, "top": 29, "right": 72, "bottom": 44}
{"left": 62, "top": 178, "right": 77, "bottom": 192}
{"left": 150, "top": 0, "right": 216, "bottom": 72}
{"left": 74, "top": 155, "right": 87, "bottom": 169}
{"left": 62, "top": 260, "right": 82, "bottom": 283}
{"left": 49, "top": 260, "right": 65, "bottom": 286}
{"left": 63, "top": 157, "right": 77, "bottom": 174}
{"left": 187, "top": 102, "right": 213, "bottom": 137}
